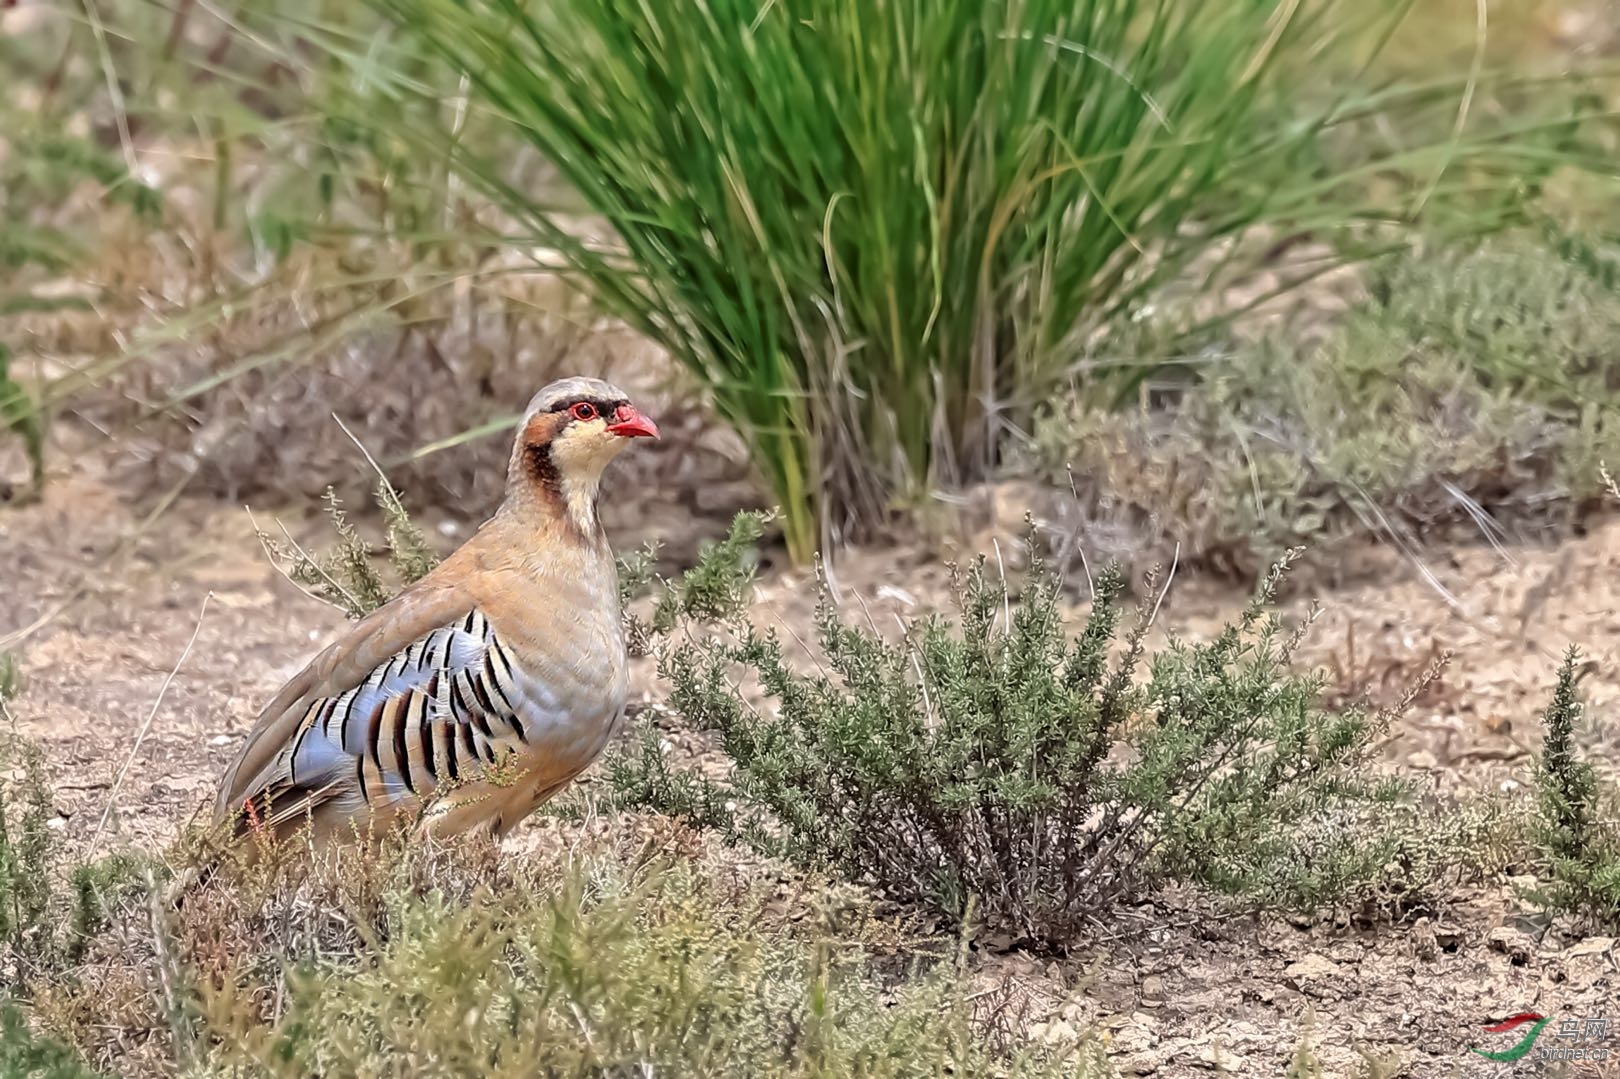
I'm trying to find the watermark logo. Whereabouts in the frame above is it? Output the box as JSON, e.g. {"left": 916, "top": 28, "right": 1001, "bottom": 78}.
{"left": 1470, "top": 1012, "right": 1611, "bottom": 1064}
{"left": 1470, "top": 1013, "right": 1550, "bottom": 1062}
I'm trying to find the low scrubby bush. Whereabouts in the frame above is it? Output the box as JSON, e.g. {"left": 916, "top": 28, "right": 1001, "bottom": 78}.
{"left": 615, "top": 532, "right": 1440, "bottom": 944}
{"left": 198, "top": 842, "right": 1077, "bottom": 1077}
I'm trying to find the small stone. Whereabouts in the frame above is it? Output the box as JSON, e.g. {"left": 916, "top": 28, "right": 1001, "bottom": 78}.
{"left": 1511, "top": 911, "right": 1556, "bottom": 939}
{"left": 1487, "top": 926, "right": 1534, "bottom": 964}
{"left": 1030, "top": 1018, "right": 1079, "bottom": 1046}
{"left": 1140, "top": 975, "right": 1165, "bottom": 1008}
{"left": 1198, "top": 1041, "right": 1242, "bottom": 1069}
{"left": 1433, "top": 923, "right": 1464, "bottom": 950}
{"left": 1284, "top": 954, "right": 1343, "bottom": 988}
{"left": 1109, "top": 1018, "right": 1157, "bottom": 1055}
{"left": 1412, "top": 920, "right": 1439, "bottom": 961}
{"left": 980, "top": 932, "right": 1017, "bottom": 952}
{"left": 1566, "top": 936, "right": 1615, "bottom": 958}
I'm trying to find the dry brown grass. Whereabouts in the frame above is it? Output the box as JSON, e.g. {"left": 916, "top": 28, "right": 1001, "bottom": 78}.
{"left": 14, "top": 813, "right": 1092, "bottom": 1078}
{"left": 2, "top": 4, "right": 727, "bottom": 523}
{"left": 1031, "top": 238, "right": 1620, "bottom": 581}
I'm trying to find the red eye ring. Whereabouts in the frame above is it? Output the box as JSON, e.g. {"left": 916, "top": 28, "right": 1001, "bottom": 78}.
{"left": 570, "top": 402, "right": 598, "bottom": 421}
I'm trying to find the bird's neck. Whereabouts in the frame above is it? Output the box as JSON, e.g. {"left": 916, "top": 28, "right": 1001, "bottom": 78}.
{"left": 557, "top": 471, "right": 603, "bottom": 537}
{"left": 505, "top": 444, "right": 606, "bottom": 545}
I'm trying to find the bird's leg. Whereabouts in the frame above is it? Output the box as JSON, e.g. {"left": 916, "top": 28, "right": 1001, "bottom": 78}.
{"left": 415, "top": 787, "right": 505, "bottom": 842}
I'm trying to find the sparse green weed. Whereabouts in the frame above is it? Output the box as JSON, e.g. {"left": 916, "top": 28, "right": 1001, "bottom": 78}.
{"left": 0, "top": 736, "right": 55, "bottom": 986}
{"left": 1530, "top": 649, "right": 1620, "bottom": 927}
{"left": 0, "top": 654, "right": 22, "bottom": 703}
{"left": 0, "top": 346, "right": 44, "bottom": 503}
{"left": 0, "top": 1004, "right": 102, "bottom": 1079}
{"left": 0, "top": 732, "right": 157, "bottom": 993}
{"left": 257, "top": 475, "right": 440, "bottom": 620}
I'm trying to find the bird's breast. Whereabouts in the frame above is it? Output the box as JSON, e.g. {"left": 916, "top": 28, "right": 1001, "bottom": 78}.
{"left": 492, "top": 581, "right": 627, "bottom": 771}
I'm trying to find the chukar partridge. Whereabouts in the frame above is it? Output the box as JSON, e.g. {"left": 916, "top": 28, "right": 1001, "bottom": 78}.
{"left": 213, "top": 376, "right": 658, "bottom": 847}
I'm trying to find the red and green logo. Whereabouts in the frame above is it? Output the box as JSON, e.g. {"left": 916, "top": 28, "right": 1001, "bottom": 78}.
{"left": 1470, "top": 1013, "right": 1551, "bottom": 1062}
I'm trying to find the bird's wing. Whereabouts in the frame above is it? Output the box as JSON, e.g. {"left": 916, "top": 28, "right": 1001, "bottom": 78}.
{"left": 215, "top": 581, "right": 532, "bottom": 834}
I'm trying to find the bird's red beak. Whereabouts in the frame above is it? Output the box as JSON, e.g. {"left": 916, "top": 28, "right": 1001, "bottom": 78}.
{"left": 606, "top": 403, "right": 659, "bottom": 440}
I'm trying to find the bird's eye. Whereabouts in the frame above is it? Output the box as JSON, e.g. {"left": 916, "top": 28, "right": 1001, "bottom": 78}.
{"left": 570, "top": 402, "right": 598, "bottom": 422}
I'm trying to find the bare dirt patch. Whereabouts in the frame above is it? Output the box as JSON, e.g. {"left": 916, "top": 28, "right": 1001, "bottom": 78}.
{"left": 4, "top": 469, "right": 1620, "bottom": 1075}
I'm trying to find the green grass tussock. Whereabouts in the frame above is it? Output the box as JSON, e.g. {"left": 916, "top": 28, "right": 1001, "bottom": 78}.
{"left": 374, "top": 0, "right": 1605, "bottom": 561}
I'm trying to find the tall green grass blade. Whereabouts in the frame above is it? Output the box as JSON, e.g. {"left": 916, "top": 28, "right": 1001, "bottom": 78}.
{"left": 363, "top": 0, "right": 1615, "bottom": 559}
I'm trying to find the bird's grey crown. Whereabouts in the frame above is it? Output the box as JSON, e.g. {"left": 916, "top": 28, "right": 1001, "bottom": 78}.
{"left": 523, "top": 376, "right": 630, "bottom": 421}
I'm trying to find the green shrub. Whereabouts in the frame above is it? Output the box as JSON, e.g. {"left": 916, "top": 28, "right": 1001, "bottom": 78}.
{"left": 599, "top": 729, "right": 734, "bottom": 833}
{"left": 1532, "top": 648, "right": 1620, "bottom": 926}
{"left": 0, "top": 733, "right": 155, "bottom": 989}
{"left": 374, "top": 0, "right": 1603, "bottom": 561}
{"left": 637, "top": 535, "right": 1422, "bottom": 944}
{"left": 0, "top": 737, "right": 55, "bottom": 986}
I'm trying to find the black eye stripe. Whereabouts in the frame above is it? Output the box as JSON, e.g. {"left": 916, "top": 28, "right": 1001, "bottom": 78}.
{"left": 550, "top": 397, "right": 627, "bottom": 416}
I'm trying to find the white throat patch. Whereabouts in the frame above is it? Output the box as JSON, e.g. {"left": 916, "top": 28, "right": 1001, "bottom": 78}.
{"left": 546, "top": 421, "right": 628, "bottom": 535}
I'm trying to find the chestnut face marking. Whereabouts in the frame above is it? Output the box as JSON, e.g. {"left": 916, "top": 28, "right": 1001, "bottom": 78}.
{"left": 508, "top": 377, "right": 658, "bottom": 536}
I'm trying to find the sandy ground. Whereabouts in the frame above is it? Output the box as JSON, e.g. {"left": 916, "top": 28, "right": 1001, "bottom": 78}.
{"left": 4, "top": 465, "right": 1620, "bottom": 1076}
